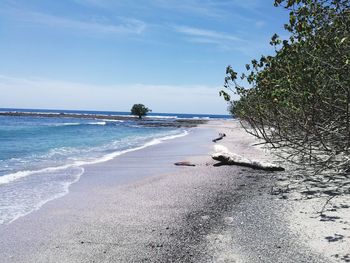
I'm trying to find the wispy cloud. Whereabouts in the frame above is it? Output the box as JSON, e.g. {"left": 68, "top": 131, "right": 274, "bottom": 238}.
{"left": 154, "top": 0, "right": 264, "bottom": 19}
{"left": 173, "top": 25, "right": 243, "bottom": 50}
{"left": 3, "top": 8, "right": 146, "bottom": 35}
{"left": 69, "top": 0, "right": 268, "bottom": 35}
{"left": 73, "top": 0, "right": 262, "bottom": 19}
{"left": 174, "top": 25, "right": 241, "bottom": 42}
{"left": 152, "top": 0, "right": 223, "bottom": 18}
{"left": 73, "top": 0, "right": 111, "bottom": 8}
{"left": 73, "top": 0, "right": 222, "bottom": 18}
{"left": 255, "top": 20, "right": 265, "bottom": 28}
{"left": 228, "top": 0, "right": 261, "bottom": 10}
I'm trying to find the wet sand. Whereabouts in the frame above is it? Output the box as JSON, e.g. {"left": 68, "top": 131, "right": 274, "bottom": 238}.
{"left": 0, "top": 120, "right": 341, "bottom": 262}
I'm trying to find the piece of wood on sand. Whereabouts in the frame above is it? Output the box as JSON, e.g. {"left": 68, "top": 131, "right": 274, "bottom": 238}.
{"left": 212, "top": 145, "right": 284, "bottom": 171}
{"left": 212, "top": 133, "right": 226, "bottom": 143}
{"left": 174, "top": 161, "right": 196, "bottom": 167}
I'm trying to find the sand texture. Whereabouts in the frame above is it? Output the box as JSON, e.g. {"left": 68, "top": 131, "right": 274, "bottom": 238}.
{"left": 0, "top": 120, "right": 347, "bottom": 262}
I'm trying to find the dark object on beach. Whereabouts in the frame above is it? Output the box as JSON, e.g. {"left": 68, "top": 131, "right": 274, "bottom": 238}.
{"left": 212, "top": 150, "right": 285, "bottom": 171}
{"left": 174, "top": 161, "right": 196, "bottom": 167}
{"left": 212, "top": 133, "right": 226, "bottom": 143}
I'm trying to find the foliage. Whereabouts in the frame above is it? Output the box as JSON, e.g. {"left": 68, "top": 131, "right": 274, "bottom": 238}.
{"left": 131, "top": 104, "right": 151, "bottom": 119}
{"left": 221, "top": 0, "right": 350, "bottom": 174}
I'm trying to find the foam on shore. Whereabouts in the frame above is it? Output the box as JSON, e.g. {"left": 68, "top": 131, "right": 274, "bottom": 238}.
{"left": 0, "top": 130, "right": 189, "bottom": 225}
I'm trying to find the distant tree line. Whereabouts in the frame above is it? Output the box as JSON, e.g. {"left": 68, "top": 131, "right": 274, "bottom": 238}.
{"left": 221, "top": 0, "right": 350, "bottom": 175}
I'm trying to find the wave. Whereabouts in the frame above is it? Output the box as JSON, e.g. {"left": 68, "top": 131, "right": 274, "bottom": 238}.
{"left": 53, "top": 122, "right": 81, "bottom": 126}
{"left": 0, "top": 163, "right": 78, "bottom": 185}
{"left": 148, "top": 115, "right": 211, "bottom": 120}
{"left": 100, "top": 119, "right": 124, "bottom": 123}
{"left": 0, "top": 130, "right": 189, "bottom": 186}
{"left": 52, "top": 121, "right": 107, "bottom": 127}
{"left": 192, "top": 116, "right": 210, "bottom": 120}
{"left": 147, "top": 115, "right": 178, "bottom": 119}
{"left": 73, "top": 130, "right": 189, "bottom": 166}
{"left": 1, "top": 166, "right": 84, "bottom": 225}
{"left": 87, "top": 121, "right": 106, "bottom": 125}
{"left": 0, "top": 129, "right": 189, "bottom": 225}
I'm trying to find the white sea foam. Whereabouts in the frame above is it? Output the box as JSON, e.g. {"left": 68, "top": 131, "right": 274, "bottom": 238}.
{"left": 146, "top": 115, "right": 178, "bottom": 119}
{"left": 100, "top": 119, "right": 124, "bottom": 123}
{"left": 53, "top": 122, "right": 81, "bottom": 126}
{"left": 0, "top": 130, "right": 189, "bottom": 186}
{"left": 52, "top": 121, "right": 107, "bottom": 126}
{"left": 192, "top": 116, "right": 210, "bottom": 119}
{"left": 0, "top": 129, "right": 189, "bottom": 225}
{"left": 0, "top": 164, "right": 76, "bottom": 185}
{"left": 88, "top": 121, "right": 106, "bottom": 125}
{"left": 1, "top": 167, "right": 84, "bottom": 225}
{"left": 73, "top": 130, "right": 189, "bottom": 166}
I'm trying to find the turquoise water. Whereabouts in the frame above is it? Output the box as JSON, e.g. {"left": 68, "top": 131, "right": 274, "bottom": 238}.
{"left": 0, "top": 114, "right": 188, "bottom": 225}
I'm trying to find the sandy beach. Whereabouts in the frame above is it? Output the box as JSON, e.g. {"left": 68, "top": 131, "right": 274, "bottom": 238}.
{"left": 0, "top": 120, "right": 348, "bottom": 262}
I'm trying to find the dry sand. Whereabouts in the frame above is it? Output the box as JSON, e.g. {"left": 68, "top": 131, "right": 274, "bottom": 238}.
{"left": 287, "top": 194, "right": 350, "bottom": 262}
{"left": 0, "top": 119, "right": 348, "bottom": 262}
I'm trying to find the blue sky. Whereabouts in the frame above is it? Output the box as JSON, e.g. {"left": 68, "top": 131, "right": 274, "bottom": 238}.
{"left": 0, "top": 0, "right": 288, "bottom": 114}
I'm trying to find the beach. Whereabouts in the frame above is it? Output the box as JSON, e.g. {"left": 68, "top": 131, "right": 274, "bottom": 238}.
{"left": 0, "top": 119, "right": 348, "bottom": 262}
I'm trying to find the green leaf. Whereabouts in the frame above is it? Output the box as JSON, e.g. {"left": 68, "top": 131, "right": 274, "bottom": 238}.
{"left": 219, "top": 90, "right": 231, "bottom": 101}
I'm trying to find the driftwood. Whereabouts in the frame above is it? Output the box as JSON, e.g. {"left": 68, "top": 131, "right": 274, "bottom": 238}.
{"left": 212, "top": 133, "right": 226, "bottom": 143}
{"left": 212, "top": 145, "right": 284, "bottom": 171}
{"left": 174, "top": 161, "right": 196, "bottom": 167}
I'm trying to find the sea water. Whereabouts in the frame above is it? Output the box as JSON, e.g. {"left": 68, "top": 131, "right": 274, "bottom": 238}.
{"left": 0, "top": 109, "right": 230, "bottom": 225}
{"left": 0, "top": 114, "right": 184, "bottom": 225}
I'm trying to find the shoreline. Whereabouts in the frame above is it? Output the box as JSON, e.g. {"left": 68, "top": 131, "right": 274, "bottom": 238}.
{"left": 0, "top": 129, "right": 190, "bottom": 225}
{"left": 0, "top": 120, "right": 347, "bottom": 262}
{"left": 0, "top": 122, "right": 218, "bottom": 262}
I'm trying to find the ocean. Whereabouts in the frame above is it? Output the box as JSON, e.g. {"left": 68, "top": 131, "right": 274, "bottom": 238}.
{"left": 0, "top": 108, "right": 230, "bottom": 225}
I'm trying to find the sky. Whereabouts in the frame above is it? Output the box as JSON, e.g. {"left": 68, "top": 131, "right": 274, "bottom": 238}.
{"left": 0, "top": 0, "right": 289, "bottom": 114}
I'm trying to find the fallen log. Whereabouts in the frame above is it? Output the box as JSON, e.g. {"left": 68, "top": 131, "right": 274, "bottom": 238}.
{"left": 212, "top": 145, "right": 284, "bottom": 171}
{"left": 212, "top": 133, "right": 226, "bottom": 143}
{"left": 174, "top": 161, "right": 196, "bottom": 167}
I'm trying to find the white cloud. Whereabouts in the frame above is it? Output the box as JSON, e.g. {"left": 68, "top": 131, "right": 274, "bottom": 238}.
{"left": 0, "top": 75, "right": 228, "bottom": 114}
{"left": 73, "top": 0, "right": 262, "bottom": 20}
{"left": 173, "top": 25, "right": 244, "bottom": 51}
{"left": 152, "top": 0, "right": 223, "bottom": 17}
{"left": 174, "top": 25, "right": 241, "bottom": 42}
{"left": 4, "top": 9, "right": 146, "bottom": 35}
{"left": 153, "top": 0, "right": 263, "bottom": 18}
{"left": 73, "top": 0, "right": 111, "bottom": 8}
{"left": 229, "top": 0, "right": 261, "bottom": 9}
{"left": 255, "top": 20, "right": 265, "bottom": 28}
{"left": 73, "top": 0, "right": 223, "bottom": 17}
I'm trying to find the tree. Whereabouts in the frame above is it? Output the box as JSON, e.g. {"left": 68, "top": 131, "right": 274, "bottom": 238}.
{"left": 131, "top": 104, "right": 151, "bottom": 119}
{"left": 221, "top": 0, "right": 350, "bottom": 176}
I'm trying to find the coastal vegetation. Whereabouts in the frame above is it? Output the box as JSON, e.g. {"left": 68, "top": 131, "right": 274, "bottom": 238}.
{"left": 221, "top": 0, "right": 350, "bottom": 181}
{"left": 131, "top": 104, "right": 151, "bottom": 119}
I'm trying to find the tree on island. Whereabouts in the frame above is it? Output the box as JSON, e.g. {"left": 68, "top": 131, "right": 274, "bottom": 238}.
{"left": 131, "top": 104, "right": 151, "bottom": 119}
